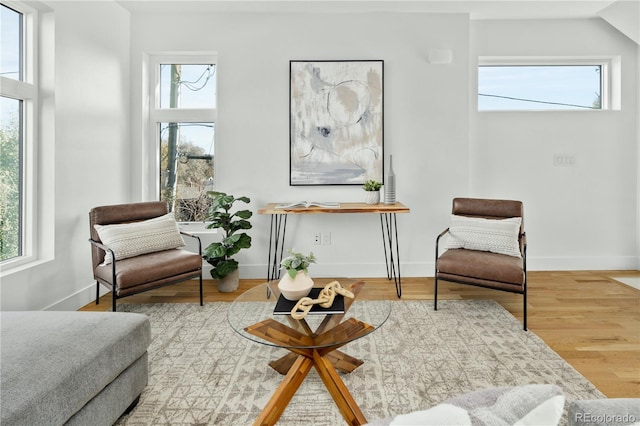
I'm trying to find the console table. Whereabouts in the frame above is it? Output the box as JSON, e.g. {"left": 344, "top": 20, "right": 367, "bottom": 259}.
{"left": 257, "top": 202, "right": 410, "bottom": 297}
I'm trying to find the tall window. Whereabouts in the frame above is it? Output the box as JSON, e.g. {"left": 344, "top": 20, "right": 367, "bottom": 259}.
{"left": 1, "top": 2, "right": 37, "bottom": 264}
{"left": 150, "top": 57, "right": 217, "bottom": 222}
{"left": 478, "top": 58, "right": 616, "bottom": 111}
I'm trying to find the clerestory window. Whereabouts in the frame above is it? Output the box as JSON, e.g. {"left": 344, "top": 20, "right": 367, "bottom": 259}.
{"left": 478, "top": 57, "right": 620, "bottom": 111}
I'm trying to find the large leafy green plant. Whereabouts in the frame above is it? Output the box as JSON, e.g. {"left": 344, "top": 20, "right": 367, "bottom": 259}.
{"left": 203, "top": 191, "right": 252, "bottom": 279}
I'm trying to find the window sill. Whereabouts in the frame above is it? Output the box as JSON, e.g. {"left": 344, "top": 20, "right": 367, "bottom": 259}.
{"left": 178, "top": 222, "right": 218, "bottom": 234}
{"left": 0, "top": 257, "right": 54, "bottom": 278}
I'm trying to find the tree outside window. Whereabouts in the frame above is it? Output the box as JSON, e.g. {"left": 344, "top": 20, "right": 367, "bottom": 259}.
{"left": 153, "top": 61, "right": 216, "bottom": 222}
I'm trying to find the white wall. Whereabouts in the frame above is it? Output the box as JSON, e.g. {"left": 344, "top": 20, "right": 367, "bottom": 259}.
{"left": 471, "top": 19, "right": 639, "bottom": 270}
{"left": 0, "top": 1, "right": 131, "bottom": 310}
{"left": 129, "top": 12, "right": 472, "bottom": 280}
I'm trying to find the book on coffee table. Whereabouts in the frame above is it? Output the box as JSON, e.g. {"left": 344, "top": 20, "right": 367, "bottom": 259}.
{"left": 273, "top": 287, "right": 345, "bottom": 315}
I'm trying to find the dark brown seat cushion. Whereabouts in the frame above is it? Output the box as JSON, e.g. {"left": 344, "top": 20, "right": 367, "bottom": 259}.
{"left": 437, "top": 248, "right": 525, "bottom": 292}
{"left": 94, "top": 248, "right": 202, "bottom": 296}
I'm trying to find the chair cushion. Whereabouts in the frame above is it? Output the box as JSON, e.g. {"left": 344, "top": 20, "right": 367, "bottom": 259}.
{"left": 446, "top": 215, "right": 522, "bottom": 258}
{"left": 94, "top": 212, "right": 185, "bottom": 264}
{"left": 437, "top": 248, "right": 525, "bottom": 287}
{"left": 94, "top": 248, "right": 202, "bottom": 292}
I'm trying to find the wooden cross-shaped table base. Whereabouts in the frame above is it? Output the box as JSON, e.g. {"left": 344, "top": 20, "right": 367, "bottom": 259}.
{"left": 243, "top": 281, "right": 375, "bottom": 426}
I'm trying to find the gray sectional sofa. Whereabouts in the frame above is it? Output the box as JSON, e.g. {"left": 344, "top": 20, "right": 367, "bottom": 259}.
{"left": 1, "top": 311, "right": 151, "bottom": 426}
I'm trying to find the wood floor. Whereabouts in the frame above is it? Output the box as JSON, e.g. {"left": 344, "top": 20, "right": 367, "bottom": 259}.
{"left": 80, "top": 270, "right": 640, "bottom": 398}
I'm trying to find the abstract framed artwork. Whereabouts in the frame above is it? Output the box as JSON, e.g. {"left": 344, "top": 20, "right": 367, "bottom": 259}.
{"left": 289, "top": 60, "right": 384, "bottom": 185}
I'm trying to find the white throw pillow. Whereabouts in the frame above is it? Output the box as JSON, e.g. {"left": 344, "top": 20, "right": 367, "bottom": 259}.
{"left": 387, "top": 385, "right": 564, "bottom": 426}
{"left": 391, "top": 403, "right": 472, "bottom": 425}
{"left": 446, "top": 214, "right": 522, "bottom": 258}
{"left": 94, "top": 213, "right": 185, "bottom": 264}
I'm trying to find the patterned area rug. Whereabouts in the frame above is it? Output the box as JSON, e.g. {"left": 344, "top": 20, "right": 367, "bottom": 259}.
{"left": 115, "top": 300, "right": 603, "bottom": 425}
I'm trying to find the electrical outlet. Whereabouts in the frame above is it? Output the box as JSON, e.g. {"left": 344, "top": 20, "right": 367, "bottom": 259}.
{"left": 322, "top": 232, "right": 331, "bottom": 245}
{"left": 313, "top": 232, "right": 321, "bottom": 245}
{"left": 554, "top": 154, "right": 575, "bottom": 167}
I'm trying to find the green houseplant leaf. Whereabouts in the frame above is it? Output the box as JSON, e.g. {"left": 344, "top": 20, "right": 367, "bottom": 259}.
{"left": 363, "top": 179, "right": 382, "bottom": 191}
{"left": 280, "top": 249, "right": 316, "bottom": 279}
{"left": 203, "top": 242, "right": 227, "bottom": 259}
{"left": 209, "top": 259, "right": 239, "bottom": 280}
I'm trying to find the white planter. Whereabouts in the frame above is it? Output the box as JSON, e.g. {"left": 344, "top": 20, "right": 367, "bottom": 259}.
{"left": 278, "top": 271, "right": 314, "bottom": 301}
{"left": 364, "top": 190, "right": 380, "bottom": 205}
{"left": 217, "top": 268, "right": 239, "bottom": 293}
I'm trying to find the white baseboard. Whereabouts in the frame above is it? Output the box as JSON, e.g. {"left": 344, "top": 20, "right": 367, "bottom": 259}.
{"left": 528, "top": 256, "right": 639, "bottom": 271}
{"left": 44, "top": 281, "right": 109, "bottom": 311}
{"left": 239, "top": 256, "right": 639, "bottom": 280}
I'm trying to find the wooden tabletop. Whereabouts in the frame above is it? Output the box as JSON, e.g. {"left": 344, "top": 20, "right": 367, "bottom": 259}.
{"left": 258, "top": 202, "right": 410, "bottom": 215}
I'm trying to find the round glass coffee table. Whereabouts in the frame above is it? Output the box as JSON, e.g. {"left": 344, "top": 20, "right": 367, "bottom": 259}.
{"left": 228, "top": 278, "right": 391, "bottom": 426}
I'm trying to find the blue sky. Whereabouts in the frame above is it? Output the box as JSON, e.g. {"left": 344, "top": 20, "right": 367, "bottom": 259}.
{"left": 1, "top": 4, "right": 21, "bottom": 130}
{"left": 478, "top": 65, "right": 601, "bottom": 110}
{"left": 1, "top": 4, "right": 20, "bottom": 80}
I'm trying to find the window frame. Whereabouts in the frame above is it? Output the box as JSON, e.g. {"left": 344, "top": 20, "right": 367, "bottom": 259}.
{"left": 477, "top": 56, "right": 621, "bottom": 111}
{"left": 1, "top": 1, "right": 39, "bottom": 270}
{"left": 147, "top": 53, "right": 217, "bottom": 223}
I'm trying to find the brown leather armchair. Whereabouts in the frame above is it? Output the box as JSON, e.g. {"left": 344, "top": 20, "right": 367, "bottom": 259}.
{"left": 89, "top": 201, "right": 203, "bottom": 312}
{"left": 434, "top": 198, "right": 527, "bottom": 330}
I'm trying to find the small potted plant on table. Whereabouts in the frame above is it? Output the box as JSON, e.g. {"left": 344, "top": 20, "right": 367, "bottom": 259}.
{"left": 363, "top": 179, "right": 382, "bottom": 204}
{"left": 278, "top": 249, "right": 316, "bottom": 301}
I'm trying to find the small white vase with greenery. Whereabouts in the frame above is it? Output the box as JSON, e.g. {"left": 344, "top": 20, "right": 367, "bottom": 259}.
{"left": 363, "top": 179, "right": 382, "bottom": 204}
{"left": 278, "top": 249, "right": 316, "bottom": 301}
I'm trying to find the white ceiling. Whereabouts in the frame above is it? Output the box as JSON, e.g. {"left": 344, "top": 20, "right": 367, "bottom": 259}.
{"left": 116, "top": 0, "right": 621, "bottom": 20}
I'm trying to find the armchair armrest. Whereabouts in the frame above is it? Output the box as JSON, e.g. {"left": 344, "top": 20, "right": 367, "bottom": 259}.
{"left": 434, "top": 227, "right": 450, "bottom": 285}
{"left": 435, "top": 228, "right": 449, "bottom": 256}
{"left": 436, "top": 228, "right": 450, "bottom": 242}
{"left": 435, "top": 228, "right": 450, "bottom": 276}
{"left": 89, "top": 238, "right": 116, "bottom": 261}
{"left": 179, "top": 231, "right": 202, "bottom": 256}
{"left": 89, "top": 238, "right": 118, "bottom": 291}
{"left": 520, "top": 232, "right": 527, "bottom": 271}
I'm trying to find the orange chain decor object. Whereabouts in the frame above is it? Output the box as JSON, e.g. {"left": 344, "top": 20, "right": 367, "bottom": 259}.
{"left": 291, "top": 281, "right": 355, "bottom": 320}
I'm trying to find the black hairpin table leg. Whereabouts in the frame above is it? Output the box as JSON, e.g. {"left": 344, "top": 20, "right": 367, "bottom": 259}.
{"left": 267, "top": 214, "right": 288, "bottom": 281}
{"left": 380, "top": 213, "right": 402, "bottom": 298}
